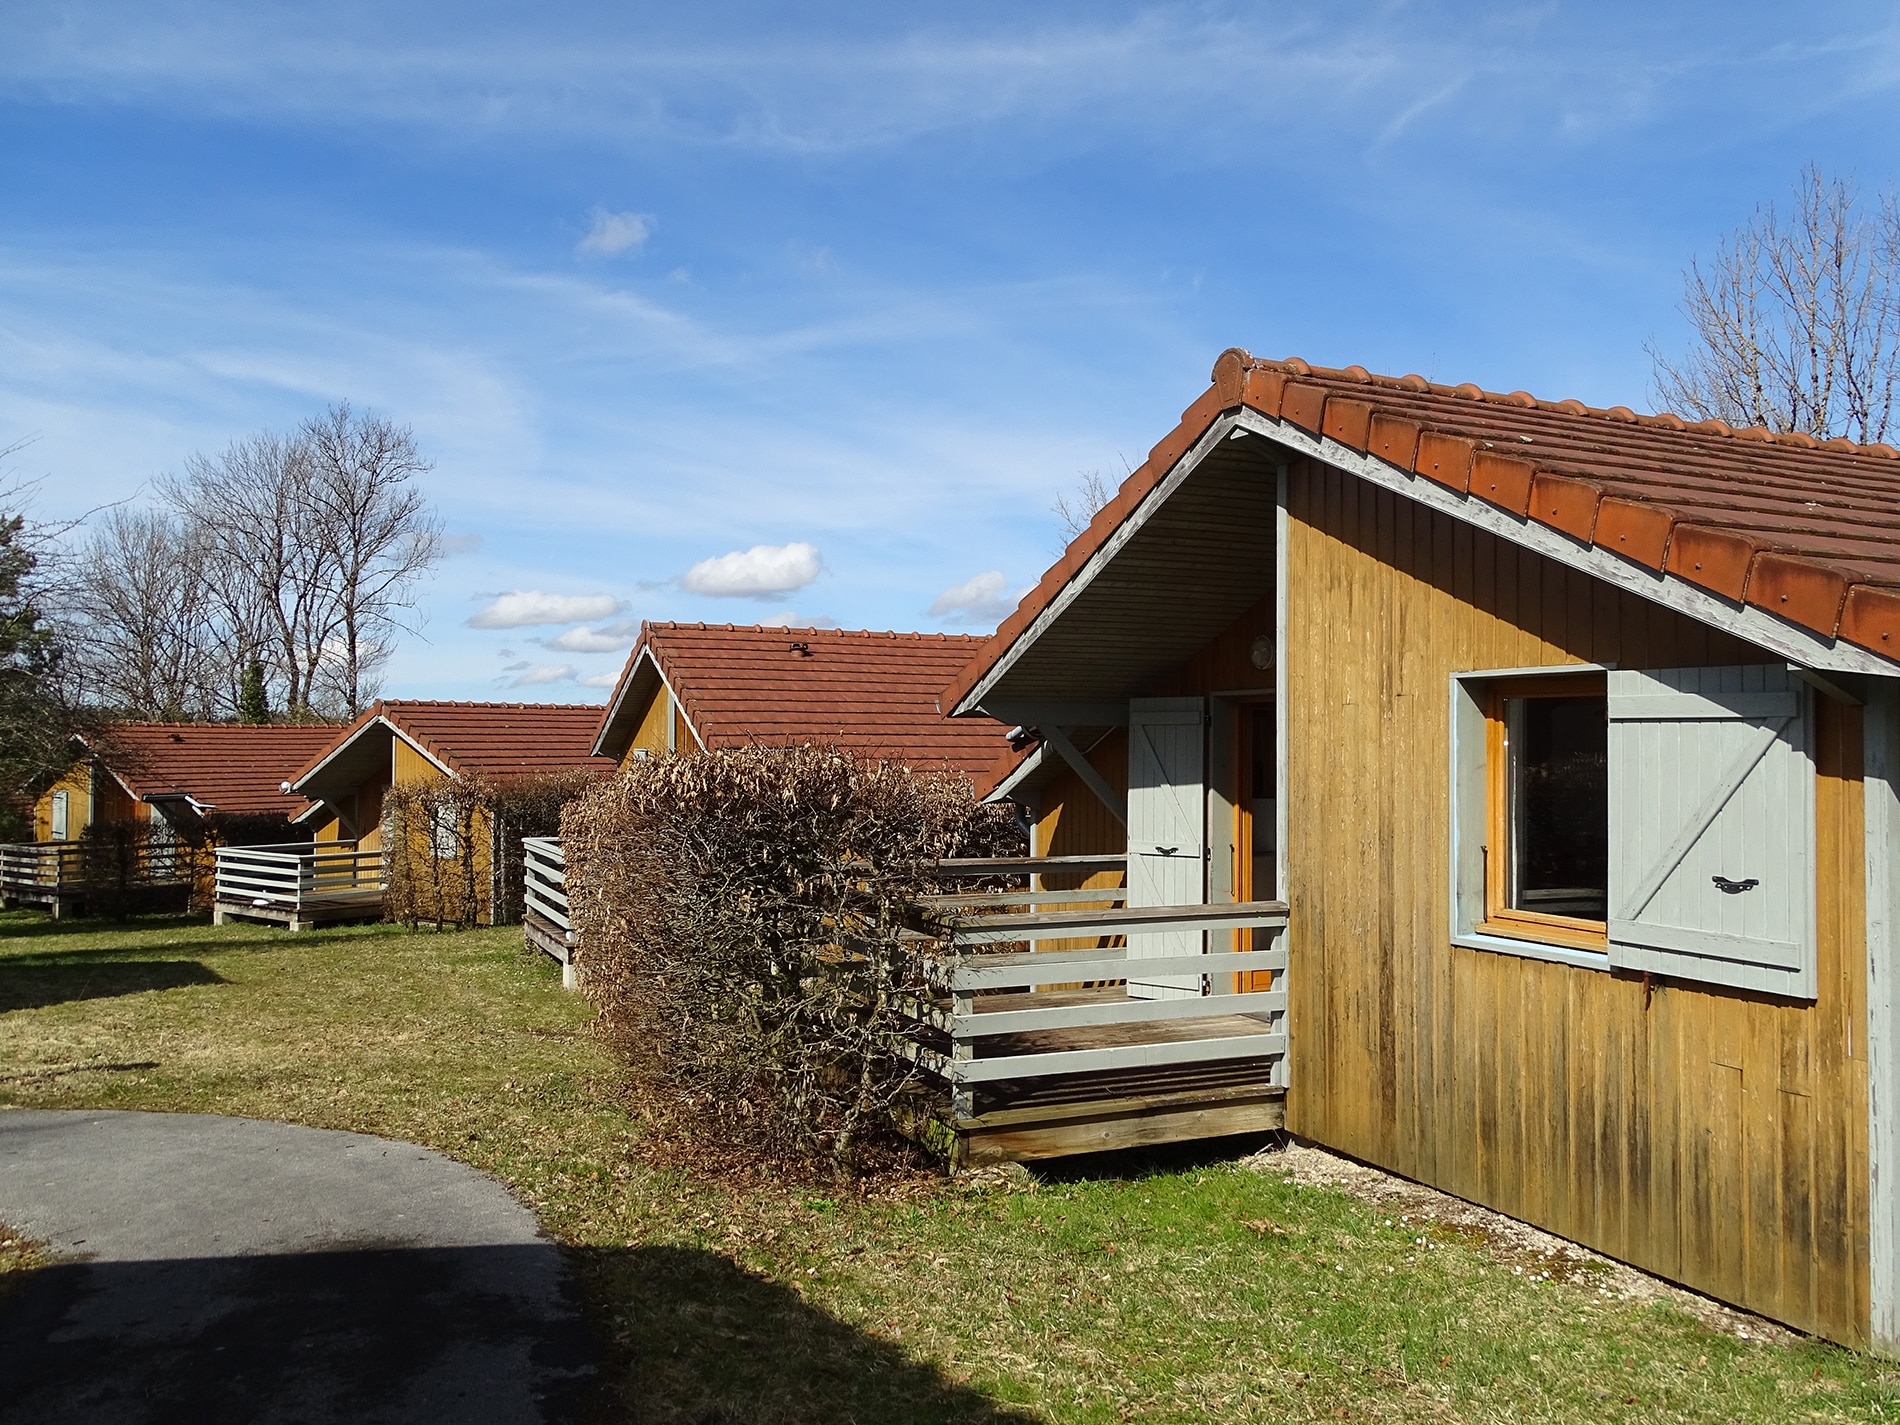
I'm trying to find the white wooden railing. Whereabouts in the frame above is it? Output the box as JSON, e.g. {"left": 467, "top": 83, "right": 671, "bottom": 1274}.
{"left": 901, "top": 856, "right": 1289, "bottom": 1111}
{"left": 521, "top": 837, "right": 570, "bottom": 948}
{"left": 213, "top": 841, "right": 383, "bottom": 918}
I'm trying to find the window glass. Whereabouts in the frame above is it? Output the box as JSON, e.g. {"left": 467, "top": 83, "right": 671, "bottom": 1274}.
{"left": 1507, "top": 695, "right": 1607, "bottom": 921}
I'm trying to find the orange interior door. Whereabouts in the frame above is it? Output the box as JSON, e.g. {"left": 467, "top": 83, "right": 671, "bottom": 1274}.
{"left": 1233, "top": 704, "right": 1277, "bottom": 993}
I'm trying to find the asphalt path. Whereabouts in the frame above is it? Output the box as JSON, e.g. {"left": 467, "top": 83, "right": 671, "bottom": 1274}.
{"left": 0, "top": 1109, "right": 594, "bottom": 1424}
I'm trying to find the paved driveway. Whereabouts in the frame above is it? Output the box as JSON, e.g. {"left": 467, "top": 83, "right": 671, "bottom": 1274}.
{"left": 0, "top": 1110, "right": 593, "bottom": 1424}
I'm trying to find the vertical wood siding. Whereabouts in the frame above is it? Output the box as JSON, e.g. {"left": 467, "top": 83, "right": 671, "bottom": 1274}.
{"left": 1282, "top": 457, "right": 1869, "bottom": 1343}
{"left": 618, "top": 684, "right": 673, "bottom": 770}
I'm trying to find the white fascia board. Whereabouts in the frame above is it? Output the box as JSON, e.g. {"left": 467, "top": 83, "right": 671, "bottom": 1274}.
{"left": 591, "top": 649, "right": 705, "bottom": 757}
{"left": 391, "top": 726, "right": 458, "bottom": 780}
{"left": 292, "top": 715, "right": 454, "bottom": 793}
{"left": 659, "top": 662, "right": 705, "bottom": 752}
{"left": 952, "top": 415, "right": 1246, "bottom": 716}
{"left": 1232, "top": 408, "right": 1900, "bottom": 678}
{"left": 589, "top": 647, "right": 656, "bottom": 758}
{"left": 983, "top": 742, "right": 1050, "bottom": 805}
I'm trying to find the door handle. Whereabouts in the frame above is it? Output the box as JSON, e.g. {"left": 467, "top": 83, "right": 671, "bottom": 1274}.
{"left": 1711, "top": 876, "right": 1759, "bottom": 895}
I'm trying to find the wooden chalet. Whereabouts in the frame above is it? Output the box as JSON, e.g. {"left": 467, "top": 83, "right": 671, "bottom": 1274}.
{"left": 589, "top": 621, "right": 1007, "bottom": 773}
{"left": 259, "top": 700, "right": 616, "bottom": 931}
{"left": 5, "top": 724, "right": 336, "bottom": 916}
{"left": 523, "top": 623, "right": 1015, "bottom": 976}
{"left": 936, "top": 347, "right": 1900, "bottom": 1349}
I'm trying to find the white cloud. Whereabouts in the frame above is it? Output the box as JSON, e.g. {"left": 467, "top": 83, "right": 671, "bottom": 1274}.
{"left": 578, "top": 671, "right": 621, "bottom": 688}
{"left": 508, "top": 663, "right": 578, "bottom": 686}
{"left": 468, "top": 590, "right": 627, "bottom": 628}
{"left": 759, "top": 611, "right": 839, "bottom": 629}
{"left": 576, "top": 208, "right": 652, "bottom": 258}
{"left": 442, "top": 531, "right": 484, "bottom": 555}
{"left": 928, "top": 570, "right": 1022, "bottom": 625}
{"left": 499, "top": 659, "right": 530, "bottom": 672}
{"left": 681, "top": 541, "right": 821, "bottom": 599}
{"left": 545, "top": 617, "right": 644, "bottom": 653}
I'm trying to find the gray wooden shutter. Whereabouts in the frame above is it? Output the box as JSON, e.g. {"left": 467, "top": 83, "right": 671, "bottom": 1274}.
{"left": 1607, "top": 665, "right": 1816, "bottom": 999}
{"left": 50, "top": 790, "right": 68, "bottom": 841}
{"left": 1127, "top": 696, "right": 1206, "bottom": 999}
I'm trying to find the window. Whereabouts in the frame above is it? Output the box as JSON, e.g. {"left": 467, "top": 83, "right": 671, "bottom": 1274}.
{"left": 430, "top": 806, "right": 461, "bottom": 861}
{"left": 1452, "top": 663, "right": 1817, "bottom": 996}
{"left": 1481, "top": 674, "right": 1608, "bottom": 952}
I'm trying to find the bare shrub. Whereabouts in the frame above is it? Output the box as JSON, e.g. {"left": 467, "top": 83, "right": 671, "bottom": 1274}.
{"left": 562, "top": 745, "right": 1023, "bottom": 1172}
{"left": 383, "top": 769, "right": 603, "bottom": 929}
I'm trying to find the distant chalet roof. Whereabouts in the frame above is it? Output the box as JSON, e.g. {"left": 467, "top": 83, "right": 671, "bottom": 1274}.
{"left": 92, "top": 723, "right": 343, "bottom": 818}
{"left": 289, "top": 700, "right": 619, "bottom": 791}
{"left": 944, "top": 348, "right": 1900, "bottom": 715}
{"left": 594, "top": 623, "right": 1009, "bottom": 777}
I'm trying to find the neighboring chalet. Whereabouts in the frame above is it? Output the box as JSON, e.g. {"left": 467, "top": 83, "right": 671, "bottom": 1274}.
{"left": 5, "top": 723, "right": 336, "bottom": 916}
{"left": 259, "top": 700, "right": 616, "bottom": 930}
{"left": 591, "top": 622, "right": 1008, "bottom": 775}
{"left": 939, "top": 347, "right": 1900, "bottom": 1349}
{"left": 522, "top": 623, "right": 1015, "bottom": 977}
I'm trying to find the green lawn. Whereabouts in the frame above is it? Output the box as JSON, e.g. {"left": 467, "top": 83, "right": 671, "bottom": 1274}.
{"left": 2, "top": 910, "right": 1895, "bottom": 1423}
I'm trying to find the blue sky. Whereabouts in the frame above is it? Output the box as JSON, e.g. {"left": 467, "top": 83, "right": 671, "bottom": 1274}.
{"left": 4, "top": 2, "right": 1899, "bottom": 701}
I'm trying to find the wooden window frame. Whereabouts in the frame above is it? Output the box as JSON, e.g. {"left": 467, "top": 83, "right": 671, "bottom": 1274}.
{"left": 1477, "top": 672, "right": 1608, "bottom": 954}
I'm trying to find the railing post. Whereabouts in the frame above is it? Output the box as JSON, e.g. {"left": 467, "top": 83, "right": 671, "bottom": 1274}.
{"left": 950, "top": 989, "right": 975, "bottom": 1120}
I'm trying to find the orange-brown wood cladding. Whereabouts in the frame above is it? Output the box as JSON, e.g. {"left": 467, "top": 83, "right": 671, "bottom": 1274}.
{"left": 1033, "top": 730, "right": 1128, "bottom": 957}
{"left": 1281, "top": 457, "right": 1869, "bottom": 1343}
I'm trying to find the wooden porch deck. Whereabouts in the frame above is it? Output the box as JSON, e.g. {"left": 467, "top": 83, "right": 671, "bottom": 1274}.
{"left": 902, "top": 858, "right": 1289, "bottom": 1163}
{"left": 948, "top": 985, "right": 1284, "bottom": 1161}
{"left": 210, "top": 842, "right": 384, "bottom": 931}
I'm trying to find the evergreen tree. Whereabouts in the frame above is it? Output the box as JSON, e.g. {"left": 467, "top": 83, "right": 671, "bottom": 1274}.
{"left": 237, "top": 658, "right": 270, "bottom": 725}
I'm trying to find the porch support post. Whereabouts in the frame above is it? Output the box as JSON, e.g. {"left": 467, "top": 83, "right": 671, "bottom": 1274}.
{"left": 1040, "top": 725, "right": 1127, "bottom": 828}
{"left": 1866, "top": 676, "right": 1900, "bottom": 1353}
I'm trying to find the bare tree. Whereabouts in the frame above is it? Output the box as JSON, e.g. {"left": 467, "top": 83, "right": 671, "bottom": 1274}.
{"left": 298, "top": 403, "right": 441, "bottom": 717}
{"left": 164, "top": 406, "right": 441, "bottom": 720}
{"left": 1053, "top": 469, "right": 1113, "bottom": 547}
{"left": 166, "top": 431, "right": 328, "bottom": 719}
{"left": 1652, "top": 166, "right": 1900, "bottom": 444}
{"left": 63, "top": 508, "right": 226, "bottom": 720}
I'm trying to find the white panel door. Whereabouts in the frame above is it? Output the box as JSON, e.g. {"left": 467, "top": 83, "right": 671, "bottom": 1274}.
{"left": 1607, "top": 665, "right": 1816, "bottom": 998}
{"left": 1127, "top": 696, "right": 1207, "bottom": 999}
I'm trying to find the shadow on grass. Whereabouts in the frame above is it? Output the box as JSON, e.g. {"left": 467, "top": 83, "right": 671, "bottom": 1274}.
{"left": 0, "top": 960, "right": 226, "bottom": 1013}
{"left": 1024, "top": 1129, "right": 1283, "bottom": 1186}
{"left": 574, "top": 1244, "right": 1034, "bottom": 1425}
{"left": 0, "top": 913, "right": 208, "bottom": 942}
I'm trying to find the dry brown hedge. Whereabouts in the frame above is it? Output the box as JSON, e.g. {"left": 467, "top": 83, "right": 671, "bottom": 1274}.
{"left": 383, "top": 769, "right": 604, "bottom": 929}
{"left": 561, "top": 745, "right": 1024, "bottom": 1171}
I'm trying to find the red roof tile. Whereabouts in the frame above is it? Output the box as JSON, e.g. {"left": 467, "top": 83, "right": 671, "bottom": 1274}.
{"left": 95, "top": 723, "right": 343, "bottom": 818}
{"left": 944, "top": 348, "right": 1900, "bottom": 712}
{"left": 291, "top": 700, "right": 618, "bottom": 787}
{"left": 602, "top": 624, "right": 1009, "bottom": 777}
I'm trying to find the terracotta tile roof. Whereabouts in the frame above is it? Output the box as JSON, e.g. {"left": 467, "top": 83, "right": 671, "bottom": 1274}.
{"left": 292, "top": 700, "right": 618, "bottom": 787}
{"left": 94, "top": 723, "right": 343, "bottom": 818}
{"left": 605, "top": 623, "right": 1009, "bottom": 777}
{"left": 945, "top": 347, "right": 1900, "bottom": 712}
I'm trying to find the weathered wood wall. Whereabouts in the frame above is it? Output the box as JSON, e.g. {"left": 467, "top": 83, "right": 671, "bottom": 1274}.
{"left": 1281, "top": 456, "right": 1870, "bottom": 1343}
